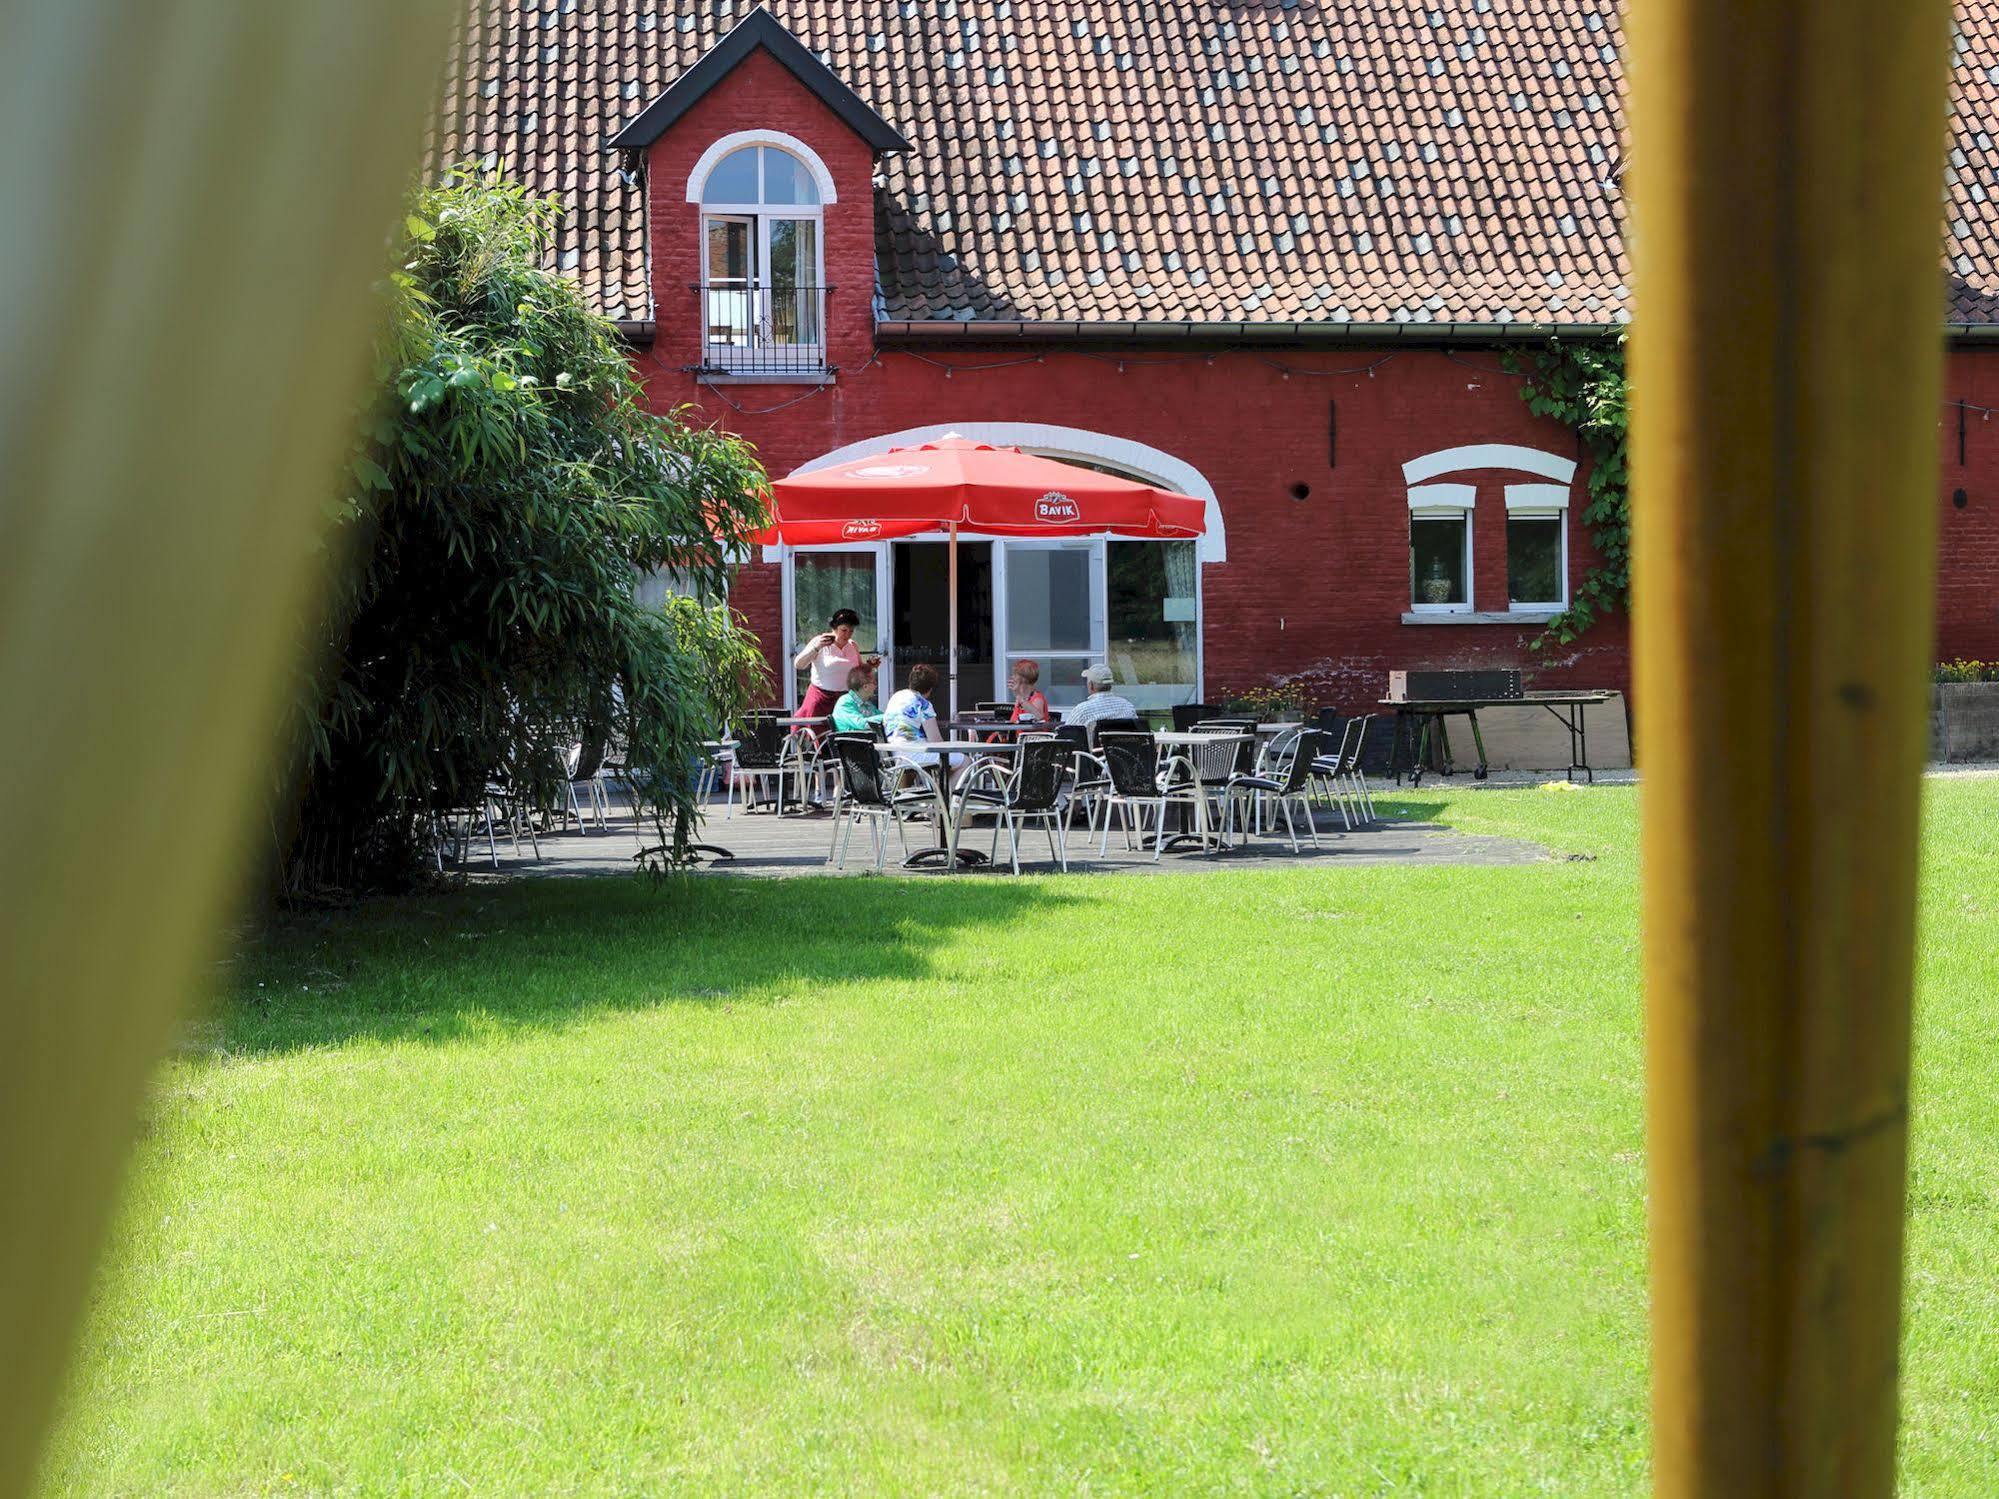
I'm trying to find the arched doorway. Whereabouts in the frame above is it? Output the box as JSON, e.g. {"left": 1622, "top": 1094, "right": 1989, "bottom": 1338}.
{"left": 775, "top": 424, "right": 1220, "bottom": 709}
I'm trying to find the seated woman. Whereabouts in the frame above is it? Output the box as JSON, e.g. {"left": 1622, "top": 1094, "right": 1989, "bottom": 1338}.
{"left": 831, "top": 666, "right": 880, "bottom": 733}
{"left": 1007, "top": 658, "right": 1050, "bottom": 722}
{"left": 881, "top": 662, "right": 945, "bottom": 775}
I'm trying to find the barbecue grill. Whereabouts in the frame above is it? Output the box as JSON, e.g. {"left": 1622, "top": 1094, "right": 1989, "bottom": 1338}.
{"left": 1381, "top": 669, "right": 1617, "bottom": 785}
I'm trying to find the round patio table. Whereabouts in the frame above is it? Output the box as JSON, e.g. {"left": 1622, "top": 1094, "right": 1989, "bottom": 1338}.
{"left": 942, "top": 719, "right": 1058, "bottom": 739}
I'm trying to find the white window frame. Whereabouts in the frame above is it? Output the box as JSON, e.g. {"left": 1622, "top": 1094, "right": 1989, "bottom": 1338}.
{"left": 692, "top": 137, "right": 828, "bottom": 373}
{"left": 780, "top": 542, "right": 888, "bottom": 709}
{"left": 994, "top": 537, "right": 1107, "bottom": 709}
{"left": 1504, "top": 483, "right": 1571, "bottom": 611}
{"left": 1408, "top": 483, "right": 1476, "bottom": 615}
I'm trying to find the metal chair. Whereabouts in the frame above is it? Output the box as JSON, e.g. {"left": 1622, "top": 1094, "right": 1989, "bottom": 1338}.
{"left": 1170, "top": 703, "right": 1222, "bottom": 732}
{"left": 954, "top": 736, "right": 1071, "bottom": 873}
{"left": 695, "top": 739, "right": 736, "bottom": 819}
{"left": 1082, "top": 715, "right": 1144, "bottom": 745}
{"left": 560, "top": 741, "right": 610, "bottom": 832}
{"left": 828, "top": 736, "right": 931, "bottom": 871}
{"left": 1094, "top": 731, "right": 1201, "bottom": 860}
{"left": 1341, "top": 712, "right": 1379, "bottom": 822}
{"left": 729, "top": 717, "right": 796, "bottom": 815}
{"left": 1312, "top": 717, "right": 1375, "bottom": 829}
{"left": 1225, "top": 728, "right": 1322, "bottom": 852}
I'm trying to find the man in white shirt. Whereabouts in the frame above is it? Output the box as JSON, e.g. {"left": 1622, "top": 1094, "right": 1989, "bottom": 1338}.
{"left": 1063, "top": 664, "right": 1140, "bottom": 736}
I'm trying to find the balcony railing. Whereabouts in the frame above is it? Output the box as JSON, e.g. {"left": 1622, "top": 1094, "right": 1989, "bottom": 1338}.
{"left": 694, "top": 282, "right": 829, "bottom": 377}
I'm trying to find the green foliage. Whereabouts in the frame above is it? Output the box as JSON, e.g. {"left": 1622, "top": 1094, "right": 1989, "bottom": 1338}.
{"left": 1509, "top": 336, "right": 1629, "bottom": 648}
{"left": 284, "top": 170, "right": 770, "bottom": 891}
{"left": 1935, "top": 659, "right": 1999, "bottom": 683}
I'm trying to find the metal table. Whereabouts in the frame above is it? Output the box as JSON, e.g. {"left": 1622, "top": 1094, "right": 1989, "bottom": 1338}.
{"left": 1383, "top": 690, "right": 1619, "bottom": 786}
{"left": 1151, "top": 730, "right": 1253, "bottom": 852}
{"left": 877, "top": 738, "right": 1021, "bottom": 868}
{"left": 942, "top": 718, "right": 1058, "bottom": 739}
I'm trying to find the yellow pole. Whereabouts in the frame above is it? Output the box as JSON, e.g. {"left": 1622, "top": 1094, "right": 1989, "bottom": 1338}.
{"left": 1626, "top": 1, "right": 1952, "bottom": 1493}
{"left": 0, "top": 4, "right": 453, "bottom": 1494}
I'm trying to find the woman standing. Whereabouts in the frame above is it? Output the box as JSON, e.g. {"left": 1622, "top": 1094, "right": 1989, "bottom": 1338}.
{"left": 793, "top": 608, "right": 875, "bottom": 722}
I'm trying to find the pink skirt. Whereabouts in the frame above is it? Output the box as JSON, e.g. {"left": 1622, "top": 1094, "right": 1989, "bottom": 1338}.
{"left": 798, "top": 683, "right": 841, "bottom": 723}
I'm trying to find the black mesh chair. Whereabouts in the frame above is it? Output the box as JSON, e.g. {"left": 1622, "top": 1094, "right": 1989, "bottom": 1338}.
{"left": 730, "top": 716, "right": 794, "bottom": 815}
{"left": 1096, "top": 731, "right": 1200, "bottom": 861}
{"left": 953, "top": 736, "right": 1071, "bottom": 872}
{"left": 829, "top": 736, "right": 931, "bottom": 871}
{"left": 1170, "top": 703, "right": 1222, "bottom": 732}
{"left": 1312, "top": 712, "right": 1377, "bottom": 828}
{"left": 1083, "top": 715, "right": 1144, "bottom": 745}
{"left": 1226, "top": 728, "right": 1322, "bottom": 851}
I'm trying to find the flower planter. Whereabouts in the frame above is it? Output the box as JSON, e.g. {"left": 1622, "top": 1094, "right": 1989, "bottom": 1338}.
{"left": 1931, "top": 681, "right": 1999, "bottom": 761}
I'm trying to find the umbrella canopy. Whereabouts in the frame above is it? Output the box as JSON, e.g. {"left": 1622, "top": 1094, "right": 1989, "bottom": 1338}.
{"left": 761, "top": 436, "right": 1208, "bottom": 720}
{"left": 757, "top": 436, "right": 1208, "bottom": 544}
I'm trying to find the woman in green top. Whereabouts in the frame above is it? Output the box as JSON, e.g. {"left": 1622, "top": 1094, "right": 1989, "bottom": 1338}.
{"left": 831, "top": 666, "right": 880, "bottom": 733}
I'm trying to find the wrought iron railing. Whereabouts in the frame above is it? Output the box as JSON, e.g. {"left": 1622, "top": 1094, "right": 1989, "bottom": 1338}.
{"left": 693, "top": 283, "right": 830, "bottom": 376}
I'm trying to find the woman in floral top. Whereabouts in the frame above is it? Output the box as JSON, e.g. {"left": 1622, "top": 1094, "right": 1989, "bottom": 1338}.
{"left": 881, "top": 662, "right": 943, "bottom": 771}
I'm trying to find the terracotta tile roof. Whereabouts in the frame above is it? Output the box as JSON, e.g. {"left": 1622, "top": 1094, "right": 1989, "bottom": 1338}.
{"left": 430, "top": 2, "right": 1999, "bottom": 329}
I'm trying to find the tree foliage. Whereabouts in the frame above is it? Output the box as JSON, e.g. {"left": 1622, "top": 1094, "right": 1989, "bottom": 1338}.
{"left": 281, "top": 171, "right": 770, "bottom": 892}
{"left": 1508, "top": 336, "right": 1629, "bottom": 648}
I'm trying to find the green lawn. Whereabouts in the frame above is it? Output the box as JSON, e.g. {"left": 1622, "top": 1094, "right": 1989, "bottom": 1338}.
{"left": 39, "top": 781, "right": 1999, "bottom": 1496}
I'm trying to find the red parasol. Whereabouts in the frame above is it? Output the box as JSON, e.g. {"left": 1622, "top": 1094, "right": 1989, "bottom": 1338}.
{"left": 758, "top": 436, "right": 1207, "bottom": 715}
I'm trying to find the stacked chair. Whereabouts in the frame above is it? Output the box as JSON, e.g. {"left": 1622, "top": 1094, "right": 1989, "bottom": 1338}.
{"left": 1311, "top": 714, "right": 1377, "bottom": 829}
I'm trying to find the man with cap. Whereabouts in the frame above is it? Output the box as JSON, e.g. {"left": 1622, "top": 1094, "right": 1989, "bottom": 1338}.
{"left": 1062, "top": 663, "right": 1140, "bottom": 735}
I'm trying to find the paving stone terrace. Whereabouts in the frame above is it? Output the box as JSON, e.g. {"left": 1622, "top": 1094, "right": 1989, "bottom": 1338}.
{"left": 445, "top": 781, "right": 1575, "bottom": 882}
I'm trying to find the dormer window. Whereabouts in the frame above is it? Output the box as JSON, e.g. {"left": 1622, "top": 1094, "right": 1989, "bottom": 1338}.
{"left": 696, "top": 140, "right": 826, "bottom": 376}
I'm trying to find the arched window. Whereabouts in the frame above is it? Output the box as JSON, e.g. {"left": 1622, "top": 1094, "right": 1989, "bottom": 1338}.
{"left": 695, "top": 141, "right": 825, "bottom": 374}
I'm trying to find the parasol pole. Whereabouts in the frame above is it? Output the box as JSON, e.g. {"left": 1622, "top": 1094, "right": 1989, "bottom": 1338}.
{"left": 946, "top": 520, "right": 960, "bottom": 721}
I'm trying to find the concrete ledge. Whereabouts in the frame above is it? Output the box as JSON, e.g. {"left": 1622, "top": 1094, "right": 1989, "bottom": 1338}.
{"left": 1932, "top": 682, "right": 1999, "bottom": 761}
{"left": 1434, "top": 692, "right": 1634, "bottom": 772}
{"left": 697, "top": 372, "right": 836, "bottom": 386}
{"left": 1401, "top": 610, "right": 1562, "bottom": 626}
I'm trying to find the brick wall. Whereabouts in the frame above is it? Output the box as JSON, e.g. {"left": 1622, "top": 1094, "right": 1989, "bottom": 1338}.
{"left": 638, "top": 52, "right": 1999, "bottom": 710}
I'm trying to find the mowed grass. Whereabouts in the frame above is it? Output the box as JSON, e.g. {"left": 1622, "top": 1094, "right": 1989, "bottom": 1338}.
{"left": 38, "top": 780, "right": 1999, "bottom": 1496}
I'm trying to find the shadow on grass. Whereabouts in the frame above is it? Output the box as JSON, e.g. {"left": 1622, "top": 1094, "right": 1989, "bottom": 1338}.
{"left": 209, "top": 875, "right": 1084, "bottom": 1058}
{"left": 1365, "top": 796, "right": 1452, "bottom": 823}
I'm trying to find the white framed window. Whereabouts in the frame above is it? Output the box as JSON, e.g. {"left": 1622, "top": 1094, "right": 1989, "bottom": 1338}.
{"left": 1408, "top": 483, "right": 1474, "bottom": 614}
{"left": 1504, "top": 483, "right": 1570, "bottom": 611}
{"left": 781, "top": 543, "right": 886, "bottom": 708}
{"left": 693, "top": 138, "right": 826, "bottom": 374}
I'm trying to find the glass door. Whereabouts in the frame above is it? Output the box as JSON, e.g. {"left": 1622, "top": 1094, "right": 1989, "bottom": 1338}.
{"left": 1106, "top": 540, "right": 1200, "bottom": 709}
{"left": 765, "top": 217, "right": 821, "bottom": 355}
{"left": 997, "top": 540, "right": 1103, "bottom": 710}
{"left": 703, "top": 215, "right": 756, "bottom": 361}
{"left": 785, "top": 547, "right": 883, "bottom": 707}
{"left": 889, "top": 541, "right": 993, "bottom": 717}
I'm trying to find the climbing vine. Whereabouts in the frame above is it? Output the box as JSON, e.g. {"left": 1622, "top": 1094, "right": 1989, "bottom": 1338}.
{"left": 1507, "top": 335, "right": 1629, "bottom": 649}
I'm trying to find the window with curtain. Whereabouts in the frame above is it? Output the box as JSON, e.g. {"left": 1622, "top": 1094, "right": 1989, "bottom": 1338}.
{"left": 1107, "top": 540, "right": 1198, "bottom": 708}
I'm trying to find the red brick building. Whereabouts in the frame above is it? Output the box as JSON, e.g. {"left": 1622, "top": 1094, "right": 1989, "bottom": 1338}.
{"left": 436, "top": 3, "right": 1999, "bottom": 716}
